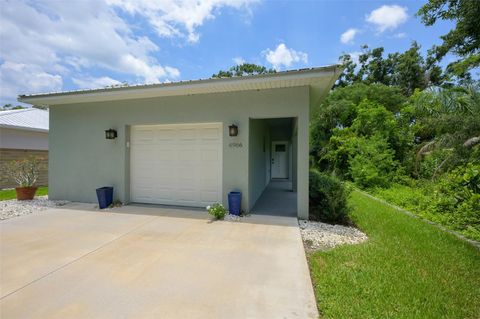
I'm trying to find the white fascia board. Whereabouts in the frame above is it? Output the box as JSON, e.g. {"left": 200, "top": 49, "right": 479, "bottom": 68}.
{"left": 18, "top": 66, "right": 340, "bottom": 106}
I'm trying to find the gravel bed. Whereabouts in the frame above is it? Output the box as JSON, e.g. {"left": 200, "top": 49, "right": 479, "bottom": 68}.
{"left": 0, "top": 196, "right": 69, "bottom": 220}
{"left": 299, "top": 219, "right": 368, "bottom": 251}
{"left": 223, "top": 213, "right": 247, "bottom": 222}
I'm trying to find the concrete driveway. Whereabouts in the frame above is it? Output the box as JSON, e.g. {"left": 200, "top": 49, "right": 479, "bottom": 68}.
{"left": 0, "top": 204, "right": 318, "bottom": 318}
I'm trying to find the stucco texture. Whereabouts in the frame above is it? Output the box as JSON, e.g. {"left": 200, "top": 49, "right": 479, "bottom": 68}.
{"left": 48, "top": 86, "right": 310, "bottom": 218}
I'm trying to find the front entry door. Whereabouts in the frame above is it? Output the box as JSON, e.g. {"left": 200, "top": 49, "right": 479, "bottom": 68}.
{"left": 271, "top": 142, "right": 288, "bottom": 179}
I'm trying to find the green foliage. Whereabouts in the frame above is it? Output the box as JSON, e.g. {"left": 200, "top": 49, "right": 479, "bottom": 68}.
{"left": 417, "top": 0, "right": 480, "bottom": 77}
{"left": 212, "top": 63, "right": 275, "bottom": 78}
{"left": 0, "top": 104, "right": 47, "bottom": 111}
{"left": 412, "top": 84, "right": 480, "bottom": 176}
{"left": 372, "top": 164, "right": 480, "bottom": 241}
{"left": 312, "top": 95, "right": 408, "bottom": 186}
{"left": 349, "top": 136, "right": 400, "bottom": 188}
{"left": 309, "top": 190, "right": 480, "bottom": 318}
{"left": 311, "top": 80, "right": 479, "bottom": 240}
{"left": 336, "top": 42, "right": 443, "bottom": 94}
{"left": 394, "top": 41, "right": 427, "bottom": 95}
{"left": 1, "top": 104, "right": 26, "bottom": 111}
{"left": 309, "top": 169, "right": 350, "bottom": 224}
{"left": 352, "top": 100, "right": 397, "bottom": 137}
{"left": 310, "top": 83, "right": 406, "bottom": 166}
{"left": 206, "top": 203, "right": 227, "bottom": 220}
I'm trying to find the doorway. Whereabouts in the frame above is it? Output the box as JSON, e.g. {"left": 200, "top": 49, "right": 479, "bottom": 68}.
{"left": 271, "top": 141, "right": 288, "bottom": 179}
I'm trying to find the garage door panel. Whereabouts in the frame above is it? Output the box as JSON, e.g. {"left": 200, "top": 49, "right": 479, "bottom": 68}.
{"left": 177, "top": 150, "right": 197, "bottom": 161}
{"left": 130, "top": 123, "right": 222, "bottom": 207}
{"left": 200, "top": 149, "right": 220, "bottom": 162}
{"left": 132, "top": 129, "right": 155, "bottom": 144}
{"left": 155, "top": 128, "right": 176, "bottom": 140}
{"left": 201, "top": 128, "right": 221, "bottom": 139}
{"left": 200, "top": 191, "right": 219, "bottom": 202}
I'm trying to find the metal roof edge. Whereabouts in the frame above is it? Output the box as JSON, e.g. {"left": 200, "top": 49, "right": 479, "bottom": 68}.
{"left": 18, "top": 65, "right": 340, "bottom": 104}
{"left": 0, "top": 124, "right": 49, "bottom": 133}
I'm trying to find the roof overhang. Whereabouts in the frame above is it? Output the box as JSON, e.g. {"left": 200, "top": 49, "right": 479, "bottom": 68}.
{"left": 18, "top": 65, "right": 342, "bottom": 107}
{"left": 0, "top": 124, "right": 48, "bottom": 133}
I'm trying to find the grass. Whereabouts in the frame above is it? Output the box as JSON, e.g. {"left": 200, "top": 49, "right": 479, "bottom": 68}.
{"left": 308, "top": 190, "right": 480, "bottom": 319}
{"left": 0, "top": 187, "right": 48, "bottom": 201}
{"left": 371, "top": 182, "right": 480, "bottom": 241}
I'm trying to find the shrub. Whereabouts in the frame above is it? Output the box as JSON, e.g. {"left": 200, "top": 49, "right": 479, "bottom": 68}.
{"left": 372, "top": 165, "right": 480, "bottom": 241}
{"left": 206, "top": 203, "right": 227, "bottom": 220}
{"left": 349, "top": 135, "right": 400, "bottom": 188}
{"left": 309, "top": 169, "right": 350, "bottom": 224}
{"left": 4, "top": 156, "right": 46, "bottom": 187}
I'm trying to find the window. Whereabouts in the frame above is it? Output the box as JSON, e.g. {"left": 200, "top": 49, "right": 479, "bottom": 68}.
{"left": 275, "top": 144, "right": 286, "bottom": 152}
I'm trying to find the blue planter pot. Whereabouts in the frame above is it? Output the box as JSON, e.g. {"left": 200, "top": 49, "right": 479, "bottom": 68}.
{"left": 228, "top": 191, "right": 242, "bottom": 216}
{"left": 96, "top": 187, "right": 113, "bottom": 209}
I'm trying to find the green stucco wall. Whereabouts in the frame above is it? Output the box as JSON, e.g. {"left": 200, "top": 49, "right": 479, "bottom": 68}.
{"left": 248, "top": 119, "right": 271, "bottom": 210}
{"left": 49, "top": 86, "right": 310, "bottom": 218}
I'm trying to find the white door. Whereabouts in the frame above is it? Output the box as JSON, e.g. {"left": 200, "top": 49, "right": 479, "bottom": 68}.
{"left": 130, "top": 123, "right": 222, "bottom": 207}
{"left": 271, "top": 141, "right": 288, "bottom": 179}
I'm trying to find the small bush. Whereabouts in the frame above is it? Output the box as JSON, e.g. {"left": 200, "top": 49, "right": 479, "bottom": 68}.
{"left": 309, "top": 169, "right": 350, "bottom": 224}
{"left": 3, "top": 156, "right": 46, "bottom": 187}
{"left": 206, "top": 203, "right": 227, "bottom": 220}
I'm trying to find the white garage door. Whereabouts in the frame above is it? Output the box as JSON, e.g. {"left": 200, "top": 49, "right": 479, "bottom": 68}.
{"left": 130, "top": 123, "right": 222, "bottom": 207}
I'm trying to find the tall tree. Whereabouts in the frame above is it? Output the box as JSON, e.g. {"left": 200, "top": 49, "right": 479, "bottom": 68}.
{"left": 212, "top": 63, "right": 275, "bottom": 78}
{"left": 365, "top": 47, "right": 389, "bottom": 85}
{"left": 395, "top": 41, "right": 427, "bottom": 96}
{"left": 335, "top": 42, "right": 444, "bottom": 95}
{"left": 0, "top": 104, "right": 25, "bottom": 111}
{"left": 335, "top": 53, "right": 357, "bottom": 87}
{"left": 417, "top": 0, "right": 480, "bottom": 76}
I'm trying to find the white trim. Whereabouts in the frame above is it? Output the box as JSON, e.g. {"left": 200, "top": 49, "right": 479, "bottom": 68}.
{"left": 18, "top": 66, "right": 341, "bottom": 106}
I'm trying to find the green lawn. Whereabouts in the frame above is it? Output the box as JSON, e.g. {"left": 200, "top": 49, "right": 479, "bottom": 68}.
{"left": 0, "top": 187, "right": 48, "bottom": 201}
{"left": 308, "top": 190, "right": 480, "bottom": 319}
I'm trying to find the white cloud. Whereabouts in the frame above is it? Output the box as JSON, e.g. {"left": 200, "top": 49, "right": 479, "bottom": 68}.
{"left": 107, "top": 0, "right": 258, "bottom": 43}
{"left": 263, "top": 43, "right": 308, "bottom": 70}
{"left": 0, "top": 62, "right": 63, "bottom": 100}
{"left": 366, "top": 5, "right": 408, "bottom": 32}
{"left": 1, "top": 0, "right": 254, "bottom": 104}
{"left": 340, "top": 28, "right": 359, "bottom": 44}
{"left": 72, "top": 76, "right": 122, "bottom": 89}
{"left": 233, "top": 57, "right": 246, "bottom": 65}
{"left": 394, "top": 32, "right": 407, "bottom": 39}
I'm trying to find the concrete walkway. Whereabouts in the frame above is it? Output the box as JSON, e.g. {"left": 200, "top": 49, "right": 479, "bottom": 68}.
{"left": 0, "top": 204, "right": 317, "bottom": 318}
{"left": 251, "top": 180, "right": 297, "bottom": 217}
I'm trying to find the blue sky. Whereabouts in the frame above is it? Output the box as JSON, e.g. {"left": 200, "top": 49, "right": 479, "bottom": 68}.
{"left": 0, "top": 0, "right": 456, "bottom": 106}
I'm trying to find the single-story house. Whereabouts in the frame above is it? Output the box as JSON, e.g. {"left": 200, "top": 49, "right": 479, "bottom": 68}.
{"left": 0, "top": 108, "right": 49, "bottom": 189}
{"left": 19, "top": 66, "right": 341, "bottom": 219}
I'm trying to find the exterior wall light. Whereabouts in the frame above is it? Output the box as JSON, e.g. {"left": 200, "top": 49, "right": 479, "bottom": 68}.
{"left": 229, "top": 124, "right": 238, "bottom": 137}
{"left": 105, "top": 128, "right": 118, "bottom": 140}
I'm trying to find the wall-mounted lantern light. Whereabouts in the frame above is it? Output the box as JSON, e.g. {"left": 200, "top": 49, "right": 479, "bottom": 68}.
{"left": 105, "top": 128, "right": 118, "bottom": 140}
{"left": 229, "top": 124, "right": 238, "bottom": 137}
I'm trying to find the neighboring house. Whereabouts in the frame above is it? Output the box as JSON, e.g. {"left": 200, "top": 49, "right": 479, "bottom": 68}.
{"left": 19, "top": 66, "right": 341, "bottom": 219}
{"left": 0, "top": 108, "right": 49, "bottom": 189}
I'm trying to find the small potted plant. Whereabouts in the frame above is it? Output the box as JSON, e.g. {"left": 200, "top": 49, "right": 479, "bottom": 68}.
{"left": 5, "top": 156, "right": 45, "bottom": 200}
{"left": 206, "top": 203, "right": 227, "bottom": 220}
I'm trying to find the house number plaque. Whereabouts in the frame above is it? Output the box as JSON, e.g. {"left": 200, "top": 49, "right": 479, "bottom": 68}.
{"left": 229, "top": 142, "right": 243, "bottom": 148}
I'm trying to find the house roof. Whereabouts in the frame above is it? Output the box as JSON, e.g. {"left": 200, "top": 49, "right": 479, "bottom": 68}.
{"left": 18, "top": 65, "right": 342, "bottom": 107}
{"left": 0, "top": 108, "right": 49, "bottom": 132}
